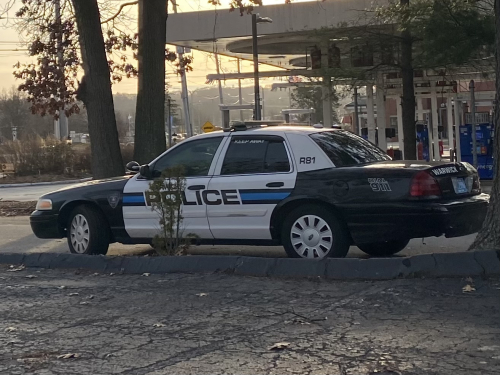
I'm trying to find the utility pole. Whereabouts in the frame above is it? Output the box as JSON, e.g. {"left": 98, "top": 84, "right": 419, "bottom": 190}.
{"left": 215, "top": 52, "right": 224, "bottom": 124}
{"left": 54, "top": 0, "right": 68, "bottom": 140}
{"left": 215, "top": 54, "right": 224, "bottom": 103}
{"left": 172, "top": 2, "right": 192, "bottom": 138}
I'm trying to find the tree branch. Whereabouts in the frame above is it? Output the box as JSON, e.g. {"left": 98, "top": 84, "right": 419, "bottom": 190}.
{"left": 101, "top": 1, "right": 138, "bottom": 24}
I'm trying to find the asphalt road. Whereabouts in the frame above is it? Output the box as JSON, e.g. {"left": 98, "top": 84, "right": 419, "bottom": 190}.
{"left": 0, "top": 216, "right": 477, "bottom": 258}
{"left": 0, "top": 184, "right": 75, "bottom": 202}
{"left": 0, "top": 267, "right": 499, "bottom": 375}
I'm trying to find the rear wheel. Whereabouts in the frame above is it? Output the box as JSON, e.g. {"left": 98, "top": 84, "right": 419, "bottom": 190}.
{"left": 281, "top": 205, "right": 350, "bottom": 259}
{"left": 357, "top": 239, "right": 409, "bottom": 257}
{"left": 67, "top": 205, "right": 110, "bottom": 255}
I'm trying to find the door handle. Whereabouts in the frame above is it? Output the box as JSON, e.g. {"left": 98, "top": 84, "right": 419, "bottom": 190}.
{"left": 187, "top": 185, "right": 206, "bottom": 191}
{"left": 266, "top": 182, "right": 284, "bottom": 188}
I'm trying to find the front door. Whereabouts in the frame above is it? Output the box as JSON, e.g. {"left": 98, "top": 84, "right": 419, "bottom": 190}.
{"left": 123, "top": 136, "right": 226, "bottom": 239}
{"left": 207, "top": 134, "right": 297, "bottom": 240}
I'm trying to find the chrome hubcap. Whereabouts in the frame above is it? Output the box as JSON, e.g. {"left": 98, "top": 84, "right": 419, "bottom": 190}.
{"left": 290, "top": 215, "right": 333, "bottom": 259}
{"left": 70, "top": 214, "right": 90, "bottom": 254}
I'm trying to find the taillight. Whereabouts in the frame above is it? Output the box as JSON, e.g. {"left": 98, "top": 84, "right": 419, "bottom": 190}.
{"left": 410, "top": 171, "right": 441, "bottom": 198}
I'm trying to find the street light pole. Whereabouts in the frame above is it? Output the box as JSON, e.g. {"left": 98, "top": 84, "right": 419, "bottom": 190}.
{"left": 251, "top": 13, "right": 272, "bottom": 121}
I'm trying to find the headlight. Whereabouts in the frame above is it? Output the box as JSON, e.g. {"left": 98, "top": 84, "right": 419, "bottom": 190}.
{"left": 36, "top": 199, "right": 53, "bottom": 211}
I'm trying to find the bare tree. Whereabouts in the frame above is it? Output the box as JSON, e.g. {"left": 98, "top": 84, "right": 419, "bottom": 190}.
{"left": 133, "top": 0, "right": 167, "bottom": 164}
{"left": 71, "top": 0, "right": 124, "bottom": 178}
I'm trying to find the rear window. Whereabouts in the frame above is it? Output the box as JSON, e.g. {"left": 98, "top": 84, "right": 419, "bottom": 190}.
{"left": 310, "top": 130, "right": 391, "bottom": 167}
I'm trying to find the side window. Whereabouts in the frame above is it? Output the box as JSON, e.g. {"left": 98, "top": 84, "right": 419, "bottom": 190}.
{"left": 265, "top": 141, "right": 290, "bottom": 173}
{"left": 153, "top": 137, "right": 223, "bottom": 177}
{"left": 221, "top": 137, "right": 290, "bottom": 175}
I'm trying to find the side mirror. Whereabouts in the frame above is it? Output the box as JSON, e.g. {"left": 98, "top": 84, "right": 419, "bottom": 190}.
{"left": 126, "top": 161, "right": 140, "bottom": 172}
{"left": 139, "top": 164, "right": 152, "bottom": 179}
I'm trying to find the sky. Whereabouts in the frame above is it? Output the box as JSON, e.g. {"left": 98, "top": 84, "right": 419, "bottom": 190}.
{"left": 0, "top": 0, "right": 301, "bottom": 95}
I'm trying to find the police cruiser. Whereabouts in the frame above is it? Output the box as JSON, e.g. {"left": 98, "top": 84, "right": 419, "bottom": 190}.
{"left": 30, "top": 122, "right": 489, "bottom": 259}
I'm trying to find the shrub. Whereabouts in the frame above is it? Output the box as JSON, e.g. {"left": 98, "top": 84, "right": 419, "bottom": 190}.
{"left": 147, "top": 166, "right": 196, "bottom": 255}
{"left": 0, "top": 137, "right": 140, "bottom": 177}
{"left": 0, "top": 136, "right": 82, "bottom": 176}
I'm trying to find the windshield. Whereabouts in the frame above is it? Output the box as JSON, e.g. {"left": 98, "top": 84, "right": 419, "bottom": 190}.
{"left": 310, "top": 130, "right": 391, "bottom": 167}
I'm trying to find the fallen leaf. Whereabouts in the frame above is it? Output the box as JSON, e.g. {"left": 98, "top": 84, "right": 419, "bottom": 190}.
{"left": 7, "top": 265, "right": 25, "bottom": 272}
{"left": 196, "top": 293, "right": 208, "bottom": 297}
{"left": 25, "top": 275, "right": 37, "bottom": 279}
{"left": 153, "top": 323, "right": 165, "bottom": 328}
{"left": 68, "top": 293, "right": 79, "bottom": 297}
{"left": 57, "top": 286, "right": 66, "bottom": 290}
{"left": 462, "top": 285, "right": 476, "bottom": 293}
{"left": 57, "top": 353, "right": 80, "bottom": 359}
{"left": 5, "top": 327, "right": 17, "bottom": 333}
{"left": 268, "top": 342, "right": 290, "bottom": 351}
{"left": 79, "top": 301, "right": 89, "bottom": 305}
{"left": 142, "top": 273, "right": 150, "bottom": 277}
{"left": 285, "top": 318, "right": 310, "bottom": 325}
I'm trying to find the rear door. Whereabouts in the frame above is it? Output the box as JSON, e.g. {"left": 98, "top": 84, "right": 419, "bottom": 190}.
{"left": 206, "top": 134, "right": 296, "bottom": 240}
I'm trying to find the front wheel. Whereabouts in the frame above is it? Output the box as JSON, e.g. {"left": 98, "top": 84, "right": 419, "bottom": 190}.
{"left": 357, "top": 239, "right": 409, "bottom": 257}
{"left": 67, "top": 205, "right": 110, "bottom": 255}
{"left": 281, "top": 205, "right": 350, "bottom": 259}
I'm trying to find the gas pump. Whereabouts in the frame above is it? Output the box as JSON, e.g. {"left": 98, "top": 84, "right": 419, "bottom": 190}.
{"left": 416, "top": 123, "right": 430, "bottom": 162}
{"left": 460, "top": 115, "right": 495, "bottom": 179}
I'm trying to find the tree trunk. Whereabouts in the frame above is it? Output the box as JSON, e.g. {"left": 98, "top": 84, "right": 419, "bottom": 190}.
{"left": 71, "top": 0, "right": 124, "bottom": 179}
{"left": 400, "top": 0, "right": 417, "bottom": 160}
{"left": 133, "top": 0, "right": 167, "bottom": 164}
{"left": 469, "top": 0, "right": 500, "bottom": 251}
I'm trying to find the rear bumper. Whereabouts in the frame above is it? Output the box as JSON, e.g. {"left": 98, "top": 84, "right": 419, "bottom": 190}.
{"left": 344, "top": 194, "right": 489, "bottom": 245}
{"left": 30, "top": 211, "right": 64, "bottom": 239}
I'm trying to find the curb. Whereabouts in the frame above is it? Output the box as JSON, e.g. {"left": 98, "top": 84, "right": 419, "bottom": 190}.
{"left": 0, "top": 178, "right": 91, "bottom": 189}
{"left": 1, "top": 250, "right": 499, "bottom": 280}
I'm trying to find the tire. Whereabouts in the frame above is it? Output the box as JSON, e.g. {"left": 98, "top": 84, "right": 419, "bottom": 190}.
{"left": 357, "top": 239, "right": 409, "bottom": 257}
{"left": 67, "top": 205, "right": 110, "bottom": 255}
{"left": 281, "top": 204, "right": 350, "bottom": 259}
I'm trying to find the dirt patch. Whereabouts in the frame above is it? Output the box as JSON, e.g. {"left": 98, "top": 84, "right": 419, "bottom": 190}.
{"left": 0, "top": 200, "right": 37, "bottom": 217}
{"left": 0, "top": 173, "right": 90, "bottom": 185}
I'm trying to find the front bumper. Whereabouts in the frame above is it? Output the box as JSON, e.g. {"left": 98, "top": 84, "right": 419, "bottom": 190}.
{"left": 345, "top": 193, "right": 489, "bottom": 245}
{"left": 30, "top": 210, "right": 64, "bottom": 239}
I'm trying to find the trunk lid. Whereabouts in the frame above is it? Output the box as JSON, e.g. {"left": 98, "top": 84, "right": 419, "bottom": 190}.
{"left": 363, "top": 160, "right": 481, "bottom": 199}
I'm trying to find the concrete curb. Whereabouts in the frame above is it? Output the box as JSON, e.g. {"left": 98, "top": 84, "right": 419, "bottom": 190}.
{"left": 0, "top": 177, "right": 91, "bottom": 189}
{"left": 1, "top": 250, "right": 499, "bottom": 280}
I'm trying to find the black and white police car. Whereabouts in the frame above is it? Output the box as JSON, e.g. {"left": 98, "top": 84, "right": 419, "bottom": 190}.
{"left": 30, "top": 122, "right": 489, "bottom": 259}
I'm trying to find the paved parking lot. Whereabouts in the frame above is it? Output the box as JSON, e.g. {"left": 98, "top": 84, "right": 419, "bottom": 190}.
{"left": 0, "top": 267, "right": 499, "bottom": 375}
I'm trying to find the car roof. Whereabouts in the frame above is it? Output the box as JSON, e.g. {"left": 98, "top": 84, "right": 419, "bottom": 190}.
{"left": 189, "top": 125, "right": 336, "bottom": 139}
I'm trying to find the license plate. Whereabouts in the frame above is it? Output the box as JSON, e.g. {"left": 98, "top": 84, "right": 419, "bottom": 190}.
{"left": 453, "top": 178, "right": 468, "bottom": 194}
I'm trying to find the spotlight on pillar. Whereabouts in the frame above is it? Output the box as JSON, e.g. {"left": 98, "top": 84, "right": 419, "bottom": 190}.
{"left": 252, "top": 13, "right": 272, "bottom": 120}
